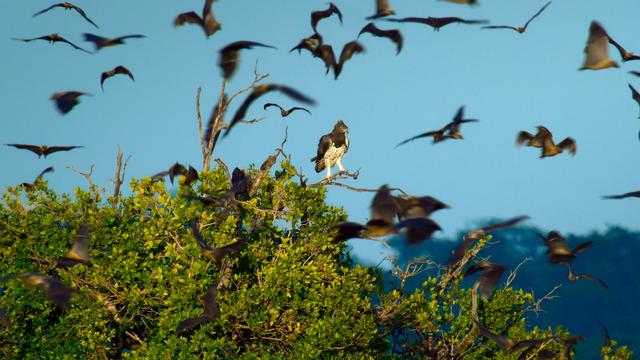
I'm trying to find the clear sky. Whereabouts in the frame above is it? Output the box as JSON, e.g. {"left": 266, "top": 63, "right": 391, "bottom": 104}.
{"left": 1, "top": 1, "right": 639, "bottom": 264}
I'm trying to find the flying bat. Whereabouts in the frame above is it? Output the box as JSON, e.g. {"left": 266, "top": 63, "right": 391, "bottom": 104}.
{"left": 396, "top": 106, "right": 478, "bottom": 147}
{"left": 538, "top": 231, "right": 592, "bottom": 265}
{"left": 311, "top": 3, "right": 342, "bottom": 33}
{"left": 607, "top": 34, "right": 640, "bottom": 62}
{"left": 56, "top": 223, "right": 91, "bottom": 269}
{"left": 630, "top": 71, "right": 640, "bottom": 77}
{"left": 394, "top": 195, "right": 448, "bottom": 220}
{"left": 313, "top": 44, "right": 337, "bottom": 75}
{"left": 83, "top": 33, "right": 145, "bottom": 51}
{"left": 101, "top": 65, "right": 134, "bottom": 90}
{"left": 440, "top": 0, "right": 478, "bottom": 4}
{"left": 225, "top": 84, "right": 315, "bottom": 137}
{"left": 334, "top": 41, "right": 366, "bottom": 79}
{"left": 1, "top": 273, "right": 75, "bottom": 308}
{"left": 465, "top": 215, "right": 530, "bottom": 242}
{"left": 152, "top": 163, "right": 199, "bottom": 185}
{"left": 393, "top": 217, "right": 442, "bottom": 244}
{"left": 290, "top": 33, "right": 323, "bottom": 54}
{"left": 387, "top": 16, "right": 489, "bottom": 31}
{"left": 175, "top": 282, "right": 220, "bottom": 334}
{"left": 358, "top": 22, "right": 403, "bottom": 54}
{"left": 579, "top": 21, "right": 618, "bottom": 70}
{"left": 174, "top": 0, "right": 221, "bottom": 38}
{"left": 482, "top": 1, "right": 551, "bottom": 34}
{"left": 473, "top": 318, "right": 554, "bottom": 354}
{"left": 602, "top": 190, "right": 640, "bottom": 200}
{"left": 263, "top": 103, "right": 311, "bottom": 117}
{"left": 566, "top": 264, "right": 607, "bottom": 289}
{"left": 517, "top": 126, "right": 576, "bottom": 158}
{"left": 33, "top": 2, "right": 99, "bottom": 28}
{"left": 50, "top": 91, "right": 90, "bottom": 114}
{"left": 187, "top": 220, "right": 247, "bottom": 267}
{"left": 20, "top": 166, "right": 54, "bottom": 191}
{"left": 12, "top": 33, "right": 92, "bottom": 54}
{"left": 628, "top": 83, "right": 640, "bottom": 118}
{"left": 5, "top": 144, "right": 83, "bottom": 158}
{"left": 366, "top": 0, "right": 395, "bottom": 20}
{"left": 464, "top": 261, "right": 505, "bottom": 299}
{"left": 218, "top": 41, "right": 276, "bottom": 80}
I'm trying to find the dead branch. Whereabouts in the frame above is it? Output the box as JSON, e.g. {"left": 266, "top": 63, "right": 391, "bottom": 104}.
{"left": 524, "top": 284, "right": 562, "bottom": 316}
{"left": 214, "top": 158, "right": 231, "bottom": 181}
{"left": 67, "top": 164, "right": 97, "bottom": 194}
{"left": 111, "top": 145, "right": 131, "bottom": 209}
{"left": 505, "top": 257, "right": 532, "bottom": 287}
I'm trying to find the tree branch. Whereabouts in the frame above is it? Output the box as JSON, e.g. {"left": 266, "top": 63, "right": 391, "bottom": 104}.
{"left": 524, "top": 284, "right": 562, "bottom": 316}
{"left": 505, "top": 257, "right": 532, "bottom": 287}
{"left": 111, "top": 145, "right": 131, "bottom": 209}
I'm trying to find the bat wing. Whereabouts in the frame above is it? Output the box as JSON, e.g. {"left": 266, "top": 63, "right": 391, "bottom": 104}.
{"left": 35, "top": 166, "right": 55, "bottom": 182}
{"left": 188, "top": 220, "right": 214, "bottom": 251}
{"left": 482, "top": 25, "right": 518, "bottom": 31}
{"left": 481, "top": 215, "right": 530, "bottom": 232}
{"left": 5, "top": 144, "right": 44, "bottom": 156}
{"left": 44, "top": 146, "right": 83, "bottom": 156}
{"left": 336, "top": 41, "right": 365, "bottom": 79}
{"left": 83, "top": 33, "right": 107, "bottom": 50}
{"left": 333, "top": 222, "right": 367, "bottom": 242}
{"left": 116, "top": 34, "right": 146, "bottom": 42}
{"left": 522, "top": 1, "right": 552, "bottom": 30}
{"left": 313, "top": 44, "right": 337, "bottom": 75}
{"left": 114, "top": 65, "right": 135, "bottom": 81}
{"left": 385, "top": 17, "right": 429, "bottom": 25}
{"left": 72, "top": 5, "right": 99, "bottom": 28}
{"left": 32, "top": 4, "right": 62, "bottom": 17}
{"left": 174, "top": 11, "right": 203, "bottom": 27}
{"left": 392, "top": 217, "right": 442, "bottom": 244}
{"left": 58, "top": 36, "right": 92, "bottom": 54}
{"left": 603, "top": 190, "right": 640, "bottom": 199}
{"left": 175, "top": 315, "right": 210, "bottom": 334}
{"left": 581, "top": 21, "right": 618, "bottom": 70}
{"left": 289, "top": 107, "right": 311, "bottom": 115}
{"left": 557, "top": 137, "right": 576, "bottom": 155}
{"left": 263, "top": 102, "right": 282, "bottom": 111}
{"left": 395, "top": 131, "right": 439, "bottom": 148}
{"left": 516, "top": 131, "right": 535, "bottom": 146}
{"left": 202, "top": 283, "right": 220, "bottom": 319}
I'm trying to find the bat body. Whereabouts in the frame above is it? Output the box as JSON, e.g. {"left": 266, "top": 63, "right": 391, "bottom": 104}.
{"left": 218, "top": 41, "right": 276, "bottom": 80}
{"left": 464, "top": 261, "right": 505, "bottom": 298}
{"left": 387, "top": 16, "right": 489, "bottom": 31}
{"left": 516, "top": 126, "right": 576, "bottom": 158}
{"left": 175, "top": 283, "right": 220, "bottom": 334}
{"left": 482, "top": 2, "right": 551, "bottom": 34}
{"left": 263, "top": 103, "right": 311, "bottom": 117}
{"left": 311, "top": 3, "right": 342, "bottom": 33}
{"left": 538, "top": 231, "right": 592, "bottom": 265}
{"left": 358, "top": 22, "right": 403, "bottom": 54}
{"left": 33, "top": 2, "right": 99, "bottom": 28}
{"left": 56, "top": 223, "right": 91, "bottom": 268}
{"left": 50, "top": 91, "right": 90, "bottom": 114}
{"left": 5, "top": 144, "right": 83, "bottom": 158}
{"left": 1, "top": 274, "right": 75, "bottom": 308}
{"left": 152, "top": 163, "right": 199, "bottom": 185}
{"left": 13, "top": 33, "right": 92, "bottom": 54}
{"left": 396, "top": 106, "right": 478, "bottom": 147}
{"left": 566, "top": 265, "right": 608, "bottom": 289}
{"left": 101, "top": 65, "right": 134, "bottom": 90}
{"left": 83, "top": 33, "right": 145, "bottom": 51}
{"left": 366, "top": 0, "right": 395, "bottom": 20}
{"left": 20, "top": 166, "right": 54, "bottom": 191}
{"left": 579, "top": 21, "right": 618, "bottom": 70}
{"left": 174, "top": 0, "right": 221, "bottom": 38}
{"left": 188, "top": 220, "right": 247, "bottom": 267}
{"left": 290, "top": 33, "right": 323, "bottom": 54}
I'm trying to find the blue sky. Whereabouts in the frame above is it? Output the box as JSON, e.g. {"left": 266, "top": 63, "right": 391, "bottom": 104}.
{"left": 1, "top": 0, "right": 639, "bottom": 263}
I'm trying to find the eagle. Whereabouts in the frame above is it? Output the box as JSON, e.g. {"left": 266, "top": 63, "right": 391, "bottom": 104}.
{"left": 311, "top": 120, "right": 349, "bottom": 178}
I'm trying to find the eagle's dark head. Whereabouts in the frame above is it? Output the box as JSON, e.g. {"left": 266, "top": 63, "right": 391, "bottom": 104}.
{"left": 333, "top": 120, "right": 348, "bottom": 133}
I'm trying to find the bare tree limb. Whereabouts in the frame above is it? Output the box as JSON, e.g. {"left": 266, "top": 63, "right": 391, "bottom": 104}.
{"left": 524, "top": 284, "right": 562, "bottom": 316}
{"left": 67, "top": 164, "right": 97, "bottom": 194}
{"left": 111, "top": 145, "right": 131, "bottom": 209}
{"left": 505, "top": 257, "right": 532, "bottom": 287}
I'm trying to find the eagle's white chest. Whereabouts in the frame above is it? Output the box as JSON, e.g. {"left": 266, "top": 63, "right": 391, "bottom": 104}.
{"left": 324, "top": 140, "right": 348, "bottom": 167}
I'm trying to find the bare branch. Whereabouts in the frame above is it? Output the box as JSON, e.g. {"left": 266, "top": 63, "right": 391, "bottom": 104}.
{"left": 505, "top": 257, "right": 532, "bottom": 287}
{"left": 111, "top": 145, "right": 131, "bottom": 209}
{"left": 67, "top": 164, "right": 96, "bottom": 194}
{"left": 225, "top": 60, "right": 269, "bottom": 106}
{"left": 214, "top": 158, "right": 231, "bottom": 181}
{"left": 196, "top": 87, "right": 205, "bottom": 156}
{"left": 524, "top": 284, "right": 562, "bottom": 316}
{"left": 310, "top": 169, "right": 361, "bottom": 187}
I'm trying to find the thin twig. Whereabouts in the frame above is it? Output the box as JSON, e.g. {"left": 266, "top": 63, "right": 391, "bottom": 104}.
{"left": 67, "top": 164, "right": 96, "bottom": 194}
{"left": 505, "top": 257, "right": 532, "bottom": 287}
{"left": 524, "top": 284, "right": 562, "bottom": 316}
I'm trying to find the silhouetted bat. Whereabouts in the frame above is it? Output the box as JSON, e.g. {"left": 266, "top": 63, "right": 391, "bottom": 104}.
{"left": 465, "top": 215, "right": 530, "bottom": 241}
{"left": 394, "top": 195, "right": 448, "bottom": 220}
{"left": 187, "top": 220, "right": 247, "bottom": 267}
{"left": 464, "top": 261, "right": 505, "bottom": 298}
{"left": 358, "top": 22, "right": 403, "bottom": 54}
{"left": 630, "top": 71, "right": 640, "bottom": 77}
{"left": 566, "top": 264, "right": 607, "bottom": 289}
{"left": 393, "top": 217, "right": 441, "bottom": 244}
{"left": 175, "top": 282, "right": 220, "bottom": 334}
{"left": 370, "top": 185, "right": 400, "bottom": 226}
{"left": 333, "top": 222, "right": 368, "bottom": 243}
{"left": 5, "top": 144, "right": 83, "bottom": 158}
{"left": 218, "top": 41, "right": 276, "bottom": 80}
{"left": 629, "top": 83, "right": 640, "bottom": 118}
{"left": 599, "top": 321, "right": 613, "bottom": 348}
{"left": 396, "top": 106, "right": 478, "bottom": 147}
{"left": 12, "top": 33, "right": 92, "bottom": 54}
{"left": 83, "top": 33, "right": 145, "bottom": 51}
{"left": 311, "top": 3, "right": 342, "bottom": 33}
{"left": 225, "top": 84, "right": 315, "bottom": 137}
{"left": 602, "top": 190, "right": 640, "bottom": 200}
{"left": 579, "top": 21, "right": 618, "bottom": 70}
{"left": 538, "top": 231, "right": 592, "bottom": 265}
{"left": 1, "top": 273, "right": 75, "bottom": 308}
{"left": 334, "top": 41, "right": 365, "bottom": 79}
{"left": 516, "top": 126, "right": 576, "bottom": 158}
{"left": 263, "top": 103, "right": 311, "bottom": 117}
{"left": 56, "top": 223, "right": 91, "bottom": 268}
{"left": 387, "top": 16, "right": 489, "bottom": 31}
{"left": 101, "top": 65, "right": 134, "bottom": 90}
{"left": 482, "top": 1, "right": 551, "bottom": 34}
{"left": 174, "top": 0, "right": 221, "bottom": 38}
{"left": 33, "top": 2, "right": 99, "bottom": 28}
{"left": 152, "top": 163, "right": 199, "bottom": 185}
{"left": 366, "top": 0, "right": 395, "bottom": 20}
{"left": 20, "top": 166, "right": 54, "bottom": 191}
{"left": 290, "top": 33, "right": 323, "bottom": 54}
{"left": 607, "top": 34, "right": 640, "bottom": 62}
{"left": 50, "top": 91, "right": 90, "bottom": 114}
{"left": 230, "top": 167, "right": 249, "bottom": 197}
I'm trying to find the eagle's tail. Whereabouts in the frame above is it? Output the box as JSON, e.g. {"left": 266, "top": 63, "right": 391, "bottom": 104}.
{"left": 310, "top": 156, "right": 324, "bottom": 173}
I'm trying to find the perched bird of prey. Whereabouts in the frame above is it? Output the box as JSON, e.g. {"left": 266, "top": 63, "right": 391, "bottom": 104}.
{"left": 263, "top": 103, "right": 311, "bottom": 117}
{"left": 174, "top": 0, "right": 221, "bottom": 38}
{"left": 482, "top": 1, "right": 552, "bottom": 34}
{"left": 366, "top": 0, "right": 395, "bottom": 20}
{"left": 187, "top": 220, "right": 247, "bottom": 267}
{"left": 83, "top": 33, "right": 145, "bottom": 51}
{"left": 579, "top": 21, "right": 619, "bottom": 70}
{"left": 175, "top": 282, "right": 220, "bottom": 334}
{"left": 464, "top": 261, "right": 506, "bottom": 299}
{"left": 387, "top": 17, "right": 489, "bottom": 31}
{"left": 100, "top": 65, "right": 134, "bottom": 90}
{"left": 396, "top": 106, "right": 478, "bottom": 147}
{"left": 311, "top": 3, "right": 342, "bottom": 33}
{"left": 12, "top": 33, "right": 92, "bottom": 54}
{"left": 20, "top": 167, "right": 54, "bottom": 191}
{"left": 311, "top": 120, "right": 349, "bottom": 178}
{"left": 218, "top": 41, "right": 276, "bottom": 80}
{"left": 5, "top": 144, "right": 83, "bottom": 158}
{"left": 516, "top": 126, "right": 576, "bottom": 158}
{"left": 607, "top": 34, "right": 640, "bottom": 62}
{"left": 602, "top": 190, "right": 640, "bottom": 199}
{"left": 628, "top": 83, "right": 640, "bottom": 118}
{"left": 50, "top": 91, "right": 90, "bottom": 114}
{"left": 33, "top": 2, "right": 99, "bottom": 28}
{"left": 152, "top": 163, "right": 199, "bottom": 185}
{"left": 225, "top": 84, "right": 315, "bottom": 137}
{"left": 290, "top": 33, "right": 323, "bottom": 54}
{"left": 358, "top": 22, "right": 403, "bottom": 55}
{"left": 537, "top": 231, "right": 592, "bottom": 265}
{"left": 56, "top": 223, "right": 91, "bottom": 269}
{"left": 566, "top": 264, "right": 608, "bottom": 289}
{"left": 1, "top": 274, "right": 75, "bottom": 308}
